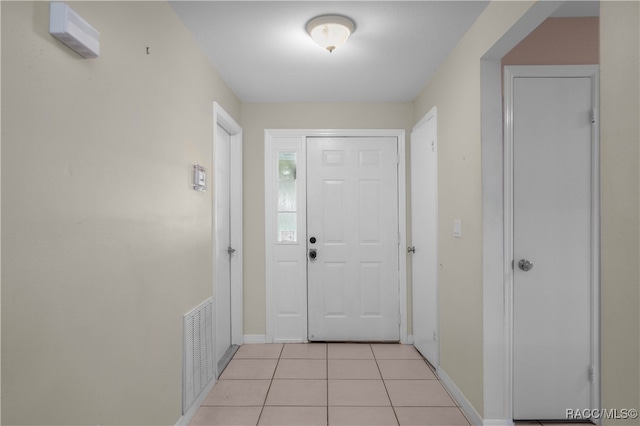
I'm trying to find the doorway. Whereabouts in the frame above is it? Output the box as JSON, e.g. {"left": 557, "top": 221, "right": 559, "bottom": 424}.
{"left": 505, "top": 65, "right": 599, "bottom": 420}
{"left": 479, "top": 2, "right": 602, "bottom": 422}
{"left": 213, "top": 103, "right": 243, "bottom": 376}
{"left": 265, "top": 129, "right": 408, "bottom": 344}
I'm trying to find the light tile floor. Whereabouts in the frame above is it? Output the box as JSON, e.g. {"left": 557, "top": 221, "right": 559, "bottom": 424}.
{"left": 515, "top": 423, "right": 594, "bottom": 426}
{"left": 190, "top": 343, "right": 470, "bottom": 426}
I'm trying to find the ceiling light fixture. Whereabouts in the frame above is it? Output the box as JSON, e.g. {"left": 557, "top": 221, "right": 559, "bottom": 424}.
{"left": 306, "top": 15, "right": 355, "bottom": 53}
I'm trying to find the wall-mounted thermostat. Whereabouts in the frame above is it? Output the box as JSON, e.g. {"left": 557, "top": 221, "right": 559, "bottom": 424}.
{"left": 49, "top": 2, "right": 100, "bottom": 58}
{"left": 193, "top": 165, "right": 206, "bottom": 192}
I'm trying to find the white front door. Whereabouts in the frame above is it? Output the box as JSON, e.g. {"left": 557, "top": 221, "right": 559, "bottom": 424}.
{"left": 410, "top": 109, "right": 439, "bottom": 366}
{"left": 511, "top": 70, "right": 596, "bottom": 419}
{"left": 215, "top": 124, "right": 233, "bottom": 373}
{"left": 307, "top": 137, "right": 400, "bottom": 341}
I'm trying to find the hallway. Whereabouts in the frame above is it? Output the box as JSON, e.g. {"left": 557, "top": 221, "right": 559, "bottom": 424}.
{"left": 189, "top": 343, "right": 469, "bottom": 425}
{"left": 3, "top": 2, "right": 638, "bottom": 424}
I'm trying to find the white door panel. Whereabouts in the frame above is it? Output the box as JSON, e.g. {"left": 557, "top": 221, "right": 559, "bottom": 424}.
{"left": 410, "top": 110, "right": 439, "bottom": 367}
{"left": 307, "top": 137, "right": 399, "bottom": 341}
{"left": 215, "top": 124, "right": 232, "bottom": 369}
{"left": 512, "top": 76, "right": 594, "bottom": 419}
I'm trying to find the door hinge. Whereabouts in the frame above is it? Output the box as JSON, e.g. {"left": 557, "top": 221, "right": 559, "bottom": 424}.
{"left": 433, "top": 331, "right": 437, "bottom": 341}
{"left": 590, "top": 109, "right": 596, "bottom": 124}
{"left": 431, "top": 140, "right": 435, "bottom": 152}
{"left": 398, "top": 232, "right": 401, "bottom": 245}
{"left": 588, "top": 365, "right": 595, "bottom": 382}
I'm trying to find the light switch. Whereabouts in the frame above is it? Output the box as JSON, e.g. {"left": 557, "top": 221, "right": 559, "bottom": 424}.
{"left": 193, "top": 165, "right": 206, "bottom": 192}
{"left": 454, "top": 219, "right": 462, "bottom": 238}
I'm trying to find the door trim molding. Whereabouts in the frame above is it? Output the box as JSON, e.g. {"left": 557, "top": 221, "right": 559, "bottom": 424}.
{"left": 503, "top": 65, "right": 600, "bottom": 420}
{"left": 213, "top": 102, "right": 244, "bottom": 352}
{"left": 264, "top": 129, "right": 408, "bottom": 344}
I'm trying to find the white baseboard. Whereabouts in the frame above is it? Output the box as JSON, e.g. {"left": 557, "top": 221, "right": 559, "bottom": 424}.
{"left": 243, "top": 334, "right": 267, "bottom": 344}
{"left": 406, "top": 334, "right": 414, "bottom": 344}
{"left": 243, "top": 335, "right": 317, "bottom": 344}
{"left": 174, "top": 377, "right": 216, "bottom": 426}
{"left": 437, "top": 366, "right": 483, "bottom": 426}
{"left": 483, "top": 420, "right": 514, "bottom": 426}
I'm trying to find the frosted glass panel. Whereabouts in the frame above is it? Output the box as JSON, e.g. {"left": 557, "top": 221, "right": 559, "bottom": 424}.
{"left": 277, "top": 151, "right": 297, "bottom": 243}
{"left": 278, "top": 213, "right": 297, "bottom": 243}
{"left": 278, "top": 153, "right": 297, "bottom": 182}
{"left": 278, "top": 182, "right": 297, "bottom": 211}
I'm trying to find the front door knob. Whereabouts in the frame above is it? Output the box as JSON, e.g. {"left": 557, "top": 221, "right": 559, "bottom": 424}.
{"left": 518, "top": 259, "right": 533, "bottom": 272}
{"left": 308, "top": 249, "right": 317, "bottom": 261}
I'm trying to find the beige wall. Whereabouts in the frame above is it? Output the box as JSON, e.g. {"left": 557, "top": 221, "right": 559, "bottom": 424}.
{"left": 240, "top": 102, "right": 414, "bottom": 336}
{"left": 1, "top": 2, "right": 240, "bottom": 424}
{"left": 413, "top": 1, "right": 537, "bottom": 417}
{"left": 600, "top": 1, "right": 640, "bottom": 422}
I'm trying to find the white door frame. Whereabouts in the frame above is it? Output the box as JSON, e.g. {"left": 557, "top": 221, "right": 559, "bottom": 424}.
{"left": 213, "top": 102, "right": 244, "bottom": 358}
{"left": 265, "top": 129, "right": 408, "bottom": 344}
{"left": 503, "top": 65, "right": 600, "bottom": 421}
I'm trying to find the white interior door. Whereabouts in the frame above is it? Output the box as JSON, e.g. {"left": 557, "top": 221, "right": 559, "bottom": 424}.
{"left": 215, "top": 124, "right": 233, "bottom": 373}
{"left": 511, "top": 72, "right": 595, "bottom": 419}
{"left": 410, "top": 109, "right": 438, "bottom": 366}
{"left": 307, "top": 137, "right": 400, "bottom": 341}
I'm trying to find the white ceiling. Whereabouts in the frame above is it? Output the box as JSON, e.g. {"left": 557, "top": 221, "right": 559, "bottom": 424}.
{"left": 170, "top": 1, "right": 599, "bottom": 103}
{"left": 170, "top": 1, "right": 490, "bottom": 103}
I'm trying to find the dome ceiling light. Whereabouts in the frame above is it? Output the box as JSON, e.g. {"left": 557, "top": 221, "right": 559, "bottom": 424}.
{"left": 306, "top": 15, "right": 355, "bottom": 53}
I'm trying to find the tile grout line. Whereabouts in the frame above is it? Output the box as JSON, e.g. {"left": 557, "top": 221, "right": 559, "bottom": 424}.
{"left": 372, "top": 345, "right": 401, "bottom": 426}
{"left": 254, "top": 343, "right": 285, "bottom": 426}
{"left": 326, "top": 343, "right": 329, "bottom": 426}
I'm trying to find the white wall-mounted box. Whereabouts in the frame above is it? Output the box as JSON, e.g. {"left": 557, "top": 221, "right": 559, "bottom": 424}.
{"left": 49, "top": 2, "right": 100, "bottom": 58}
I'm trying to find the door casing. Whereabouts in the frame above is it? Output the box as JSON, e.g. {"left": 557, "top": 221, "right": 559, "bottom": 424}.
{"left": 213, "top": 102, "right": 243, "bottom": 377}
{"left": 264, "top": 129, "right": 408, "bottom": 344}
{"left": 503, "top": 65, "right": 600, "bottom": 421}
